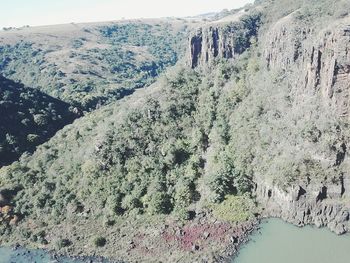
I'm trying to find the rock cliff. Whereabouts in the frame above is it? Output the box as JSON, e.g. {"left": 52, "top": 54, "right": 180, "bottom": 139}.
{"left": 260, "top": 14, "right": 350, "bottom": 234}
{"left": 254, "top": 175, "right": 350, "bottom": 234}
{"left": 188, "top": 8, "right": 350, "bottom": 235}
{"left": 189, "top": 26, "right": 234, "bottom": 68}
{"left": 264, "top": 14, "right": 350, "bottom": 119}
{"left": 188, "top": 12, "right": 261, "bottom": 68}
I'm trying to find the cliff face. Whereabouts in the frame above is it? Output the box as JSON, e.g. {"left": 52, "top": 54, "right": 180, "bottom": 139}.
{"left": 261, "top": 15, "right": 350, "bottom": 234}
{"left": 265, "top": 14, "right": 350, "bottom": 119}
{"left": 189, "top": 26, "right": 234, "bottom": 68}
{"left": 254, "top": 176, "right": 350, "bottom": 234}
{"left": 306, "top": 21, "right": 350, "bottom": 118}
{"left": 188, "top": 12, "right": 261, "bottom": 68}
{"left": 187, "top": 9, "right": 350, "bottom": 234}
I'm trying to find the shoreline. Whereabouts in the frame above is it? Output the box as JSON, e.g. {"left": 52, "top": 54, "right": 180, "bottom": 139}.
{"left": 3, "top": 207, "right": 348, "bottom": 263}
{"left": 0, "top": 215, "right": 260, "bottom": 263}
{"left": 0, "top": 245, "right": 117, "bottom": 263}
{"left": 226, "top": 219, "right": 262, "bottom": 263}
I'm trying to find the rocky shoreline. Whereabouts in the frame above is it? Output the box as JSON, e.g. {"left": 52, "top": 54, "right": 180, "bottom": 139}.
{"left": 4, "top": 212, "right": 349, "bottom": 263}
{"left": 254, "top": 176, "right": 350, "bottom": 235}
{"left": 0, "top": 213, "right": 259, "bottom": 263}
{"left": 222, "top": 222, "right": 261, "bottom": 263}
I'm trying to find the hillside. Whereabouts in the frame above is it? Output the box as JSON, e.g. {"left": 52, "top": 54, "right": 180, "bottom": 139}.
{"left": 0, "top": 76, "right": 78, "bottom": 167}
{"left": 1, "top": 0, "right": 350, "bottom": 262}
{"left": 0, "top": 18, "right": 197, "bottom": 110}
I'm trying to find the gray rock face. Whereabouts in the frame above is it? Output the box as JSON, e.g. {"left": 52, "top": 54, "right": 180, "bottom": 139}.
{"left": 188, "top": 12, "right": 261, "bottom": 69}
{"left": 188, "top": 9, "right": 350, "bottom": 235}
{"left": 189, "top": 26, "right": 235, "bottom": 68}
{"left": 254, "top": 176, "right": 350, "bottom": 234}
{"left": 305, "top": 22, "right": 350, "bottom": 118}
{"left": 254, "top": 15, "right": 350, "bottom": 235}
{"left": 264, "top": 14, "right": 350, "bottom": 119}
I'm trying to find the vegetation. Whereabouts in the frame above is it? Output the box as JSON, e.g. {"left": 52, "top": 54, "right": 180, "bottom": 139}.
{"left": 0, "top": 0, "right": 350, "bottom": 261}
{"left": 0, "top": 20, "right": 190, "bottom": 110}
{"left": 259, "top": 0, "right": 350, "bottom": 24}
{"left": 212, "top": 194, "right": 255, "bottom": 223}
{"left": 93, "top": 236, "right": 107, "bottom": 247}
{"left": 0, "top": 53, "right": 261, "bottom": 246}
{"left": 0, "top": 76, "right": 77, "bottom": 167}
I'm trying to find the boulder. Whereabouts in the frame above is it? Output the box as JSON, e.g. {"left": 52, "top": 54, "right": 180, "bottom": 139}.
{"left": 9, "top": 215, "right": 19, "bottom": 226}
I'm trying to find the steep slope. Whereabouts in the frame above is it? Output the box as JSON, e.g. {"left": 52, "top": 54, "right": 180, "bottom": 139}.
{"left": 187, "top": 0, "right": 350, "bottom": 234}
{"left": 254, "top": 3, "right": 350, "bottom": 234}
{"left": 0, "top": 18, "right": 196, "bottom": 110}
{"left": 0, "top": 61, "right": 257, "bottom": 262}
{"left": 0, "top": 76, "right": 78, "bottom": 167}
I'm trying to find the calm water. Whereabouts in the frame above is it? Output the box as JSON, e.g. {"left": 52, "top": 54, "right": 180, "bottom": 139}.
{"left": 2, "top": 219, "right": 350, "bottom": 263}
{"left": 0, "top": 247, "right": 111, "bottom": 263}
{"left": 234, "top": 218, "right": 350, "bottom": 263}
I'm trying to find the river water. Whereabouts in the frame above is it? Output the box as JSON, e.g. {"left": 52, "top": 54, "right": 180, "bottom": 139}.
{"left": 1, "top": 219, "right": 350, "bottom": 263}
{"left": 234, "top": 218, "right": 350, "bottom": 263}
{"left": 0, "top": 246, "right": 110, "bottom": 263}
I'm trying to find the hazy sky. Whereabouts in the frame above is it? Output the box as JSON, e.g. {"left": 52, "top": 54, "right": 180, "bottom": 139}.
{"left": 1, "top": 0, "right": 253, "bottom": 28}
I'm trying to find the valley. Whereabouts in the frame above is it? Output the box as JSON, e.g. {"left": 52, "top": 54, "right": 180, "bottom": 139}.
{"left": 1, "top": 0, "right": 350, "bottom": 262}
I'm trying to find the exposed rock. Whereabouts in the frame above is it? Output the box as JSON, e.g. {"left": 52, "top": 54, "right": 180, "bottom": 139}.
{"left": 250, "top": 14, "right": 350, "bottom": 235}
{"left": 264, "top": 13, "right": 310, "bottom": 71}
{"left": 291, "top": 186, "right": 306, "bottom": 201}
{"left": 188, "top": 13, "right": 261, "bottom": 69}
{"left": 265, "top": 14, "right": 350, "bottom": 119}
{"left": 255, "top": 176, "right": 350, "bottom": 235}
{"left": 189, "top": 26, "right": 235, "bottom": 68}
{"left": 189, "top": 29, "right": 203, "bottom": 68}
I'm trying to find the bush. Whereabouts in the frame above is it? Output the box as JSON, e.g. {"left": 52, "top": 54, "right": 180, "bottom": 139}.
{"left": 94, "top": 236, "right": 107, "bottom": 247}
{"left": 56, "top": 238, "right": 71, "bottom": 249}
{"left": 212, "top": 194, "right": 255, "bottom": 223}
{"left": 0, "top": 76, "right": 77, "bottom": 166}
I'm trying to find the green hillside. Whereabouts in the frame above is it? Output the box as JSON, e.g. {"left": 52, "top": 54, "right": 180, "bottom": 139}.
{"left": 0, "top": 19, "right": 193, "bottom": 110}
{"left": 0, "top": 76, "right": 78, "bottom": 167}
{"left": 1, "top": 0, "right": 350, "bottom": 262}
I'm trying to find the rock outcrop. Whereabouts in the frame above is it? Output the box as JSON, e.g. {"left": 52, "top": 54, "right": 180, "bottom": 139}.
{"left": 257, "top": 14, "right": 350, "bottom": 235}
{"left": 188, "top": 12, "right": 261, "bottom": 68}
{"left": 197, "top": 11, "right": 350, "bottom": 235}
{"left": 264, "top": 14, "right": 350, "bottom": 119}
{"left": 254, "top": 175, "right": 350, "bottom": 234}
{"left": 305, "top": 21, "right": 350, "bottom": 118}
{"left": 189, "top": 26, "right": 235, "bottom": 68}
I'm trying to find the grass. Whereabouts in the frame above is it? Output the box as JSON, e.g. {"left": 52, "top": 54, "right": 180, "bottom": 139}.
{"left": 212, "top": 194, "right": 255, "bottom": 223}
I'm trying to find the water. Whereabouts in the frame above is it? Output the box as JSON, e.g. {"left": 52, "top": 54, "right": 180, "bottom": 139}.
{"left": 234, "top": 218, "right": 350, "bottom": 263}
{"left": 0, "top": 247, "right": 109, "bottom": 263}
{"left": 2, "top": 220, "right": 350, "bottom": 263}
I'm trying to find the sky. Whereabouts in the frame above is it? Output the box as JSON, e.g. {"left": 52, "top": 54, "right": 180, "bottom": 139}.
{"left": 0, "top": 0, "right": 254, "bottom": 28}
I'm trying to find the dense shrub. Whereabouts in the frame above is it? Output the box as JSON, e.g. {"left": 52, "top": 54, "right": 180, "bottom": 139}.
{"left": 93, "top": 237, "right": 107, "bottom": 247}
{"left": 0, "top": 21, "right": 190, "bottom": 110}
{"left": 56, "top": 238, "right": 72, "bottom": 249}
{"left": 0, "top": 76, "right": 77, "bottom": 166}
